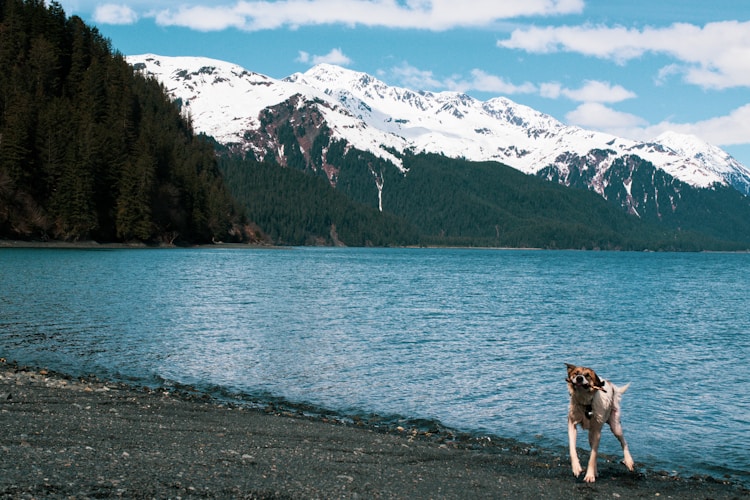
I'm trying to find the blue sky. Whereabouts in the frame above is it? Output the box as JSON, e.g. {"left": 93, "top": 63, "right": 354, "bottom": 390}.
{"left": 55, "top": 0, "right": 750, "bottom": 167}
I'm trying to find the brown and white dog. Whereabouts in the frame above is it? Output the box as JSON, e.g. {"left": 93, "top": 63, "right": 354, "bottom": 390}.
{"left": 566, "top": 363, "right": 635, "bottom": 482}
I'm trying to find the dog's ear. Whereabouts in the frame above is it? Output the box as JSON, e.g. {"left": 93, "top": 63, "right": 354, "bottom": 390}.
{"left": 565, "top": 364, "right": 577, "bottom": 383}
{"left": 594, "top": 373, "right": 605, "bottom": 388}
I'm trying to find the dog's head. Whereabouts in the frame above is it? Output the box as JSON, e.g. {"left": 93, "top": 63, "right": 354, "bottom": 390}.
{"left": 565, "top": 363, "right": 606, "bottom": 393}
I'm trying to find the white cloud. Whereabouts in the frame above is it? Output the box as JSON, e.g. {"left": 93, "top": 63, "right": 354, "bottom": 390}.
{"left": 498, "top": 20, "right": 750, "bottom": 89}
{"left": 560, "top": 80, "right": 636, "bottom": 103}
{"left": 565, "top": 102, "right": 647, "bottom": 132}
{"left": 499, "top": 24, "right": 645, "bottom": 62}
{"left": 565, "top": 103, "right": 750, "bottom": 149}
{"left": 639, "top": 104, "right": 750, "bottom": 147}
{"left": 387, "top": 63, "right": 444, "bottom": 90}
{"left": 539, "top": 82, "right": 562, "bottom": 99}
{"left": 153, "top": 5, "right": 245, "bottom": 31}
{"left": 387, "top": 66, "right": 633, "bottom": 103}
{"left": 446, "top": 69, "right": 536, "bottom": 94}
{"left": 534, "top": 80, "right": 636, "bottom": 102}
{"left": 150, "top": 0, "right": 583, "bottom": 32}
{"left": 655, "top": 64, "right": 681, "bottom": 86}
{"left": 296, "top": 51, "right": 310, "bottom": 63}
{"left": 93, "top": 4, "right": 138, "bottom": 24}
{"left": 297, "top": 48, "right": 352, "bottom": 66}
{"left": 386, "top": 64, "right": 536, "bottom": 95}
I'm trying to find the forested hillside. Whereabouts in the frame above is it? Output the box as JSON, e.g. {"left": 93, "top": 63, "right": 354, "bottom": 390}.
{"left": 540, "top": 156, "right": 750, "bottom": 245}
{"left": 219, "top": 148, "right": 747, "bottom": 250}
{"left": 219, "top": 153, "right": 418, "bottom": 246}
{"left": 0, "top": 0, "right": 245, "bottom": 243}
{"left": 386, "top": 154, "right": 745, "bottom": 250}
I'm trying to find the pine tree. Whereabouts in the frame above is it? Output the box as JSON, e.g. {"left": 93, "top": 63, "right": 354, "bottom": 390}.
{"left": 116, "top": 152, "right": 155, "bottom": 241}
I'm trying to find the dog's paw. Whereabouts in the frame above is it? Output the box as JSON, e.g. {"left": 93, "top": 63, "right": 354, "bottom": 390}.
{"left": 583, "top": 465, "right": 598, "bottom": 483}
{"left": 571, "top": 462, "right": 583, "bottom": 477}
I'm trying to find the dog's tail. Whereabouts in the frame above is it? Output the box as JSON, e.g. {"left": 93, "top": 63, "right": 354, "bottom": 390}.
{"left": 613, "top": 382, "right": 630, "bottom": 408}
{"left": 613, "top": 382, "right": 630, "bottom": 407}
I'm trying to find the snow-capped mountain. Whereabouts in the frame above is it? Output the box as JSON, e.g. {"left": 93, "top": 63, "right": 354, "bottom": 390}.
{"left": 128, "top": 54, "right": 750, "bottom": 199}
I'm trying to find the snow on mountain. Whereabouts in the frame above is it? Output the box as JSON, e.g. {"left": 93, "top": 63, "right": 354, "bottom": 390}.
{"left": 128, "top": 54, "right": 750, "bottom": 196}
{"left": 128, "top": 54, "right": 407, "bottom": 168}
{"left": 653, "top": 131, "right": 750, "bottom": 191}
{"left": 128, "top": 55, "right": 305, "bottom": 144}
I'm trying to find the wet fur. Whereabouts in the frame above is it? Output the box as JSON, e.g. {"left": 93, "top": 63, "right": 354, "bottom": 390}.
{"left": 566, "top": 363, "right": 634, "bottom": 482}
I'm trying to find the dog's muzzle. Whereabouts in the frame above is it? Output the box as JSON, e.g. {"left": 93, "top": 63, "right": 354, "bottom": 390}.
{"left": 571, "top": 375, "right": 589, "bottom": 389}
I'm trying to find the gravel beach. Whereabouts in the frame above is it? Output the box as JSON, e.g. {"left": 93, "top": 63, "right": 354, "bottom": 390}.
{"left": 0, "top": 362, "right": 746, "bottom": 499}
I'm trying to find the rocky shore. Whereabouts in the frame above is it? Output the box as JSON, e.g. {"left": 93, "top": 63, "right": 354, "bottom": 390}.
{"left": 0, "top": 362, "right": 746, "bottom": 499}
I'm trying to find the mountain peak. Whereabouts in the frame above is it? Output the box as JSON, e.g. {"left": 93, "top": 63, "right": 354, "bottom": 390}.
{"left": 306, "top": 63, "right": 364, "bottom": 79}
{"left": 655, "top": 130, "right": 729, "bottom": 158}
{"left": 285, "top": 63, "right": 378, "bottom": 91}
{"left": 654, "top": 130, "right": 711, "bottom": 154}
{"left": 654, "top": 130, "right": 747, "bottom": 180}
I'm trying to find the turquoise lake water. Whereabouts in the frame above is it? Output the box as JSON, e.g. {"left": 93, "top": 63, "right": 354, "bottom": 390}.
{"left": 1, "top": 247, "right": 748, "bottom": 484}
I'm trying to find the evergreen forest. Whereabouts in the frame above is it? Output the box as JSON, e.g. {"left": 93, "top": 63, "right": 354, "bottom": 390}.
{"left": 0, "top": 0, "right": 245, "bottom": 244}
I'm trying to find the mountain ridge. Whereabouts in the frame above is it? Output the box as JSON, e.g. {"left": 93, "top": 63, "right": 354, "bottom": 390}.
{"left": 128, "top": 54, "right": 750, "bottom": 199}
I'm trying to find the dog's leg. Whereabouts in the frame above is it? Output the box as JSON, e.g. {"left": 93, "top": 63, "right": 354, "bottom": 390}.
{"left": 568, "top": 419, "right": 583, "bottom": 477}
{"left": 609, "top": 412, "right": 634, "bottom": 471}
{"left": 584, "top": 425, "right": 602, "bottom": 482}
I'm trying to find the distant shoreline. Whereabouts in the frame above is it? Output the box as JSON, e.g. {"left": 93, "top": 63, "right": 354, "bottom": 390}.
{"left": 4, "top": 239, "right": 749, "bottom": 253}
{"left": 0, "top": 239, "right": 278, "bottom": 250}
{"left": 0, "top": 239, "right": 542, "bottom": 251}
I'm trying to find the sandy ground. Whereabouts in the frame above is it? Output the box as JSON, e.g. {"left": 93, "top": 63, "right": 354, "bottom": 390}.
{"left": 0, "top": 362, "right": 746, "bottom": 499}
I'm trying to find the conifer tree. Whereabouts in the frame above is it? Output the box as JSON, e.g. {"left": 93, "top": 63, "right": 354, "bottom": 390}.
{"left": 116, "top": 153, "right": 155, "bottom": 241}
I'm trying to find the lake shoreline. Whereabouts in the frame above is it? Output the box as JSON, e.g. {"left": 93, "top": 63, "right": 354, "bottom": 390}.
{"left": 1, "top": 361, "right": 745, "bottom": 499}
{"left": 4, "top": 238, "right": 750, "bottom": 253}
{"left": 0, "top": 239, "right": 540, "bottom": 251}
{"left": 0, "top": 239, "right": 278, "bottom": 250}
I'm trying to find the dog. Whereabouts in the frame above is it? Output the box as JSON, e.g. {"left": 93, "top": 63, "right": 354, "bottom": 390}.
{"left": 566, "top": 363, "right": 634, "bottom": 482}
